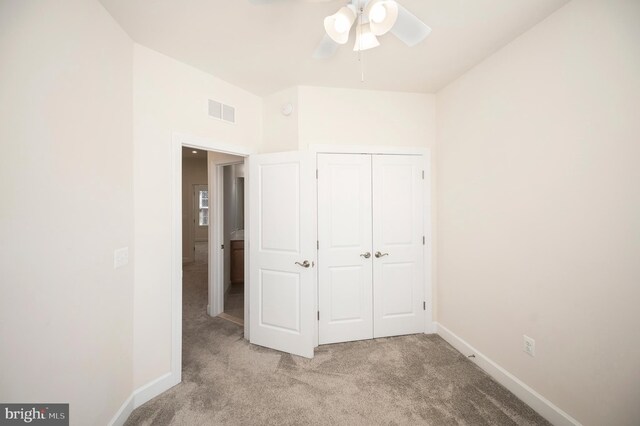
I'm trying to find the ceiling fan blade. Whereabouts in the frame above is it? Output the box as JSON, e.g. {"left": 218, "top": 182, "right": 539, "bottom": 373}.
{"left": 391, "top": 4, "right": 432, "bottom": 47}
{"left": 312, "top": 34, "right": 340, "bottom": 59}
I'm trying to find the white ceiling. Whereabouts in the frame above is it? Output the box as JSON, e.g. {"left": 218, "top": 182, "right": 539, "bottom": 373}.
{"left": 99, "top": 0, "right": 569, "bottom": 96}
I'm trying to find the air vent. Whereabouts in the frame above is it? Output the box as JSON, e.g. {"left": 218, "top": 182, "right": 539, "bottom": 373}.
{"left": 222, "top": 104, "right": 235, "bottom": 123}
{"left": 208, "top": 100, "right": 222, "bottom": 119}
{"left": 208, "top": 99, "right": 235, "bottom": 124}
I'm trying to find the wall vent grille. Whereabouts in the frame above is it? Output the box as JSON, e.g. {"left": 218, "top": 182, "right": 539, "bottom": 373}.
{"left": 208, "top": 99, "right": 235, "bottom": 124}
{"left": 222, "top": 104, "right": 235, "bottom": 123}
{"left": 208, "top": 100, "right": 222, "bottom": 119}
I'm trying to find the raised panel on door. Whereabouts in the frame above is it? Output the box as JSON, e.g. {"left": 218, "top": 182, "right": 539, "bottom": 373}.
{"left": 249, "top": 151, "right": 316, "bottom": 358}
{"left": 318, "top": 154, "right": 373, "bottom": 344}
{"left": 372, "top": 155, "right": 424, "bottom": 338}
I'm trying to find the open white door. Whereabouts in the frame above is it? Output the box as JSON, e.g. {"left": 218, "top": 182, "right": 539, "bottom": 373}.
{"left": 249, "top": 151, "right": 316, "bottom": 358}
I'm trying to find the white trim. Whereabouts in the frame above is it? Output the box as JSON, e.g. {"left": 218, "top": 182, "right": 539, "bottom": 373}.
{"left": 422, "top": 151, "right": 434, "bottom": 334}
{"left": 209, "top": 161, "right": 224, "bottom": 316}
{"left": 209, "top": 159, "right": 244, "bottom": 317}
{"left": 171, "top": 135, "right": 182, "bottom": 386}
{"left": 108, "top": 394, "right": 133, "bottom": 426}
{"left": 176, "top": 132, "right": 253, "bottom": 157}
{"left": 108, "top": 373, "right": 178, "bottom": 426}
{"left": 434, "top": 322, "right": 581, "bottom": 426}
{"left": 132, "top": 372, "right": 177, "bottom": 408}
{"left": 310, "top": 144, "right": 428, "bottom": 156}
{"left": 171, "top": 132, "right": 253, "bottom": 393}
{"left": 243, "top": 156, "right": 250, "bottom": 338}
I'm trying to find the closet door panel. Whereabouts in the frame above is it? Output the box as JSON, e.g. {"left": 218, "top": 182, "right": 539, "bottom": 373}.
{"left": 318, "top": 154, "right": 373, "bottom": 344}
{"left": 372, "top": 155, "right": 424, "bottom": 338}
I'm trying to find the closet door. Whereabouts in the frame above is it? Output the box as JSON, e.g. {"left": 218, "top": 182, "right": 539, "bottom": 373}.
{"left": 372, "top": 155, "right": 424, "bottom": 338}
{"left": 318, "top": 154, "right": 373, "bottom": 344}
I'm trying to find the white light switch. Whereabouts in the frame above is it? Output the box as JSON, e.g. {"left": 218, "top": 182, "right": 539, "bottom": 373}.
{"left": 114, "top": 247, "right": 129, "bottom": 269}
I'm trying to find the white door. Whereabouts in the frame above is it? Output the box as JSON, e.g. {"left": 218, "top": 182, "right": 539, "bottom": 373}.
{"left": 318, "top": 154, "right": 373, "bottom": 344}
{"left": 372, "top": 155, "right": 425, "bottom": 338}
{"left": 249, "top": 151, "right": 317, "bottom": 358}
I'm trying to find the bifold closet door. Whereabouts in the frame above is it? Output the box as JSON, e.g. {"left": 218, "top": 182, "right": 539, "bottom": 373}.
{"left": 372, "top": 155, "right": 425, "bottom": 338}
{"left": 317, "top": 154, "right": 373, "bottom": 344}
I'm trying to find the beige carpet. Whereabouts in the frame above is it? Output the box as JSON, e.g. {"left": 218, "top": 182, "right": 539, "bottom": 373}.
{"left": 223, "top": 281, "right": 244, "bottom": 324}
{"left": 125, "top": 259, "right": 550, "bottom": 426}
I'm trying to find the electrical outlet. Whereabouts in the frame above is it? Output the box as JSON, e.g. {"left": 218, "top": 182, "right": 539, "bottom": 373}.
{"left": 523, "top": 335, "right": 535, "bottom": 357}
{"left": 114, "top": 247, "right": 129, "bottom": 269}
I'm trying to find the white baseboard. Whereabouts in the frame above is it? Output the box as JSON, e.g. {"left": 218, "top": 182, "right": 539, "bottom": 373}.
{"left": 108, "top": 372, "right": 179, "bottom": 426}
{"left": 108, "top": 394, "right": 134, "bottom": 426}
{"left": 132, "top": 372, "right": 178, "bottom": 408}
{"left": 433, "top": 322, "right": 580, "bottom": 426}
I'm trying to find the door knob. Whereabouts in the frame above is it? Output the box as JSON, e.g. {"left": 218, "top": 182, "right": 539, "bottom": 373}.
{"left": 360, "top": 252, "right": 371, "bottom": 259}
{"left": 374, "top": 251, "right": 389, "bottom": 258}
{"left": 295, "top": 260, "right": 311, "bottom": 268}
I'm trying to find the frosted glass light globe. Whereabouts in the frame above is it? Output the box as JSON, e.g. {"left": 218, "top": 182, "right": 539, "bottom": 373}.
{"left": 369, "top": 3, "right": 387, "bottom": 24}
{"left": 334, "top": 15, "right": 351, "bottom": 33}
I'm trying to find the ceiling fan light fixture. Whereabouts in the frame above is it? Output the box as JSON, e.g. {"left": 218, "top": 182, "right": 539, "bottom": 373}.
{"left": 353, "top": 23, "right": 380, "bottom": 52}
{"left": 365, "top": 0, "right": 399, "bottom": 36}
{"left": 334, "top": 15, "right": 351, "bottom": 33}
{"left": 324, "top": 5, "right": 357, "bottom": 45}
{"left": 369, "top": 4, "right": 387, "bottom": 23}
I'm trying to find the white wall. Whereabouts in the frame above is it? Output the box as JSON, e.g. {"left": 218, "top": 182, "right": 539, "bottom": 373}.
{"left": 262, "top": 87, "right": 299, "bottom": 152}
{"left": 436, "top": 0, "right": 640, "bottom": 424}
{"left": 262, "top": 85, "right": 437, "bottom": 152}
{"left": 297, "top": 86, "right": 436, "bottom": 150}
{"left": 0, "top": 1, "right": 134, "bottom": 425}
{"left": 133, "top": 45, "right": 262, "bottom": 389}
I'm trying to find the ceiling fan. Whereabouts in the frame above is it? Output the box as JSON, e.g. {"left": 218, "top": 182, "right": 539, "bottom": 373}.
{"left": 249, "top": 0, "right": 432, "bottom": 59}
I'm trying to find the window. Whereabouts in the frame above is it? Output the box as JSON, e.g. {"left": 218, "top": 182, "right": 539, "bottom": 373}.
{"left": 198, "top": 190, "right": 208, "bottom": 226}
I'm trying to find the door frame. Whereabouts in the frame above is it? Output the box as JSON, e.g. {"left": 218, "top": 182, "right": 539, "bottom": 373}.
{"left": 171, "top": 132, "right": 252, "bottom": 385}
{"left": 210, "top": 160, "right": 244, "bottom": 318}
{"left": 309, "top": 144, "right": 435, "bottom": 346}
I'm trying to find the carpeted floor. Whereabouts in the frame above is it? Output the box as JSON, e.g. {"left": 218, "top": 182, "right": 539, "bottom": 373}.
{"left": 223, "top": 281, "right": 244, "bottom": 323}
{"left": 125, "top": 258, "right": 550, "bottom": 426}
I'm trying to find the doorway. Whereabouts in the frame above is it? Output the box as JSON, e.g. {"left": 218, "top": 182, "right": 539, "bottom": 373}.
{"left": 170, "top": 133, "right": 253, "bottom": 386}
{"left": 219, "top": 162, "right": 245, "bottom": 326}
{"left": 181, "top": 148, "right": 210, "bottom": 349}
{"left": 180, "top": 148, "right": 246, "bottom": 328}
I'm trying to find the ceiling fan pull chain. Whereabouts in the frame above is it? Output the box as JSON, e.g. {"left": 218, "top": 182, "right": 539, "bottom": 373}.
{"left": 358, "top": 0, "right": 365, "bottom": 82}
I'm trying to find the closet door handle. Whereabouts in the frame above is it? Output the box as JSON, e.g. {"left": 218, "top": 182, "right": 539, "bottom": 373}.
{"left": 374, "top": 251, "right": 389, "bottom": 258}
{"left": 295, "top": 260, "right": 311, "bottom": 268}
{"left": 360, "top": 252, "right": 371, "bottom": 259}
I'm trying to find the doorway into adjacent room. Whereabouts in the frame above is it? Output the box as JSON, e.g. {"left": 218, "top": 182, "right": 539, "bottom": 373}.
{"left": 181, "top": 148, "right": 210, "bottom": 338}
{"left": 180, "top": 146, "right": 247, "bottom": 352}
